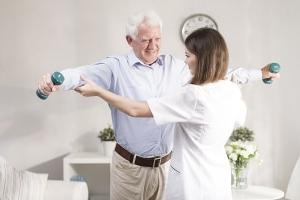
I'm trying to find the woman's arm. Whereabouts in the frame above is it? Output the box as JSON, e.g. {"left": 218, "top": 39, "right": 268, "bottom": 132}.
{"left": 75, "top": 76, "right": 153, "bottom": 117}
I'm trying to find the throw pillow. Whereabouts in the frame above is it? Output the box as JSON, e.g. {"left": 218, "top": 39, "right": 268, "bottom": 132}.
{"left": 0, "top": 156, "right": 48, "bottom": 200}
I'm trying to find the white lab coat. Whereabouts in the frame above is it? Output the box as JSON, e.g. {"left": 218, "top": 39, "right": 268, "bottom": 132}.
{"left": 147, "top": 80, "right": 246, "bottom": 200}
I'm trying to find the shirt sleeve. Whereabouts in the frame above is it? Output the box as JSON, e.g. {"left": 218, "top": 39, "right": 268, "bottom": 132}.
{"left": 225, "top": 67, "right": 262, "bottom": 84}
{"left": 147, "top": 86, "right": 198, "bottom": 125}
{"left": 60, "top": 58, "right": 114, "bottom": 90}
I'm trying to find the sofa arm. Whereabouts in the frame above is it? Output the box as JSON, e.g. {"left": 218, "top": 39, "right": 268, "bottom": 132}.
{"left": 44, "top": 180, "right": 88, "bottom": 200}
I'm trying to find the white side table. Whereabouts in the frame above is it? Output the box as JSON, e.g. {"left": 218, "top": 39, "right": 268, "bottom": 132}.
{"left": 63, "top": 152, "right": 112, "bottom": 200}
{"left": 232, "top": 185, "right": 284, "bottom": 200}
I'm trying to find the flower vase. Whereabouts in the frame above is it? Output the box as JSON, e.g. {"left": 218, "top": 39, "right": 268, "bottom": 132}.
{"left": 231, "top": 166, "right": 248, "bottom": 189}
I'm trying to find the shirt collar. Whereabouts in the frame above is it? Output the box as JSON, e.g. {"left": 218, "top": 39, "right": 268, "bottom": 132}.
{"left": 127, "top": 51, "right": 163, "bottom": 68}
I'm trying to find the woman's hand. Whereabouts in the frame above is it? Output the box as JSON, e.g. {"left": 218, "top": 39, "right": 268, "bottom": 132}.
{"left": 75, "top": 76, "right": 102, "bottom": 97}
{"left": 75, "top": 76, "right": 152, "bottom": 117}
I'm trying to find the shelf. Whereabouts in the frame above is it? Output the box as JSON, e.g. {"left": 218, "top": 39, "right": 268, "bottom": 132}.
{"left": 63, "top": 152, "right": 111, "bottom": 198}
{"left": 64, "top": 152, "right": 111, "bottom": 164}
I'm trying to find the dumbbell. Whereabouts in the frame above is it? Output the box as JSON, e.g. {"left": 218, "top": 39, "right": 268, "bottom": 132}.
{"left": 36, "top": 72, "right": 65, "bottom": 100}
{"left": 262, "top": 63, "right": 280, "bottom": 84}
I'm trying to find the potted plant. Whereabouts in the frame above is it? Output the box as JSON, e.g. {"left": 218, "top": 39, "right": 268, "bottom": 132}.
{"left": 98, "top": 125, "right": 116, "bottom": 157}
{"left": 229, "top": 126, "right": 254, "bottom": 142}
{"left": 225, "top": 126, "right": 261, "bottom": 189}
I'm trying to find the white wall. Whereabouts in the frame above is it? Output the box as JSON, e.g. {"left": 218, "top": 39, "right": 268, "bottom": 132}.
{"left": 0, "top": 0, "right": 299, "bottom": 192}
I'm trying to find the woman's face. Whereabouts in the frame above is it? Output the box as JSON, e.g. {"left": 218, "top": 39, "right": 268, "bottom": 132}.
{"left": 184, "top": 48, "right": 198, "bottom": 75}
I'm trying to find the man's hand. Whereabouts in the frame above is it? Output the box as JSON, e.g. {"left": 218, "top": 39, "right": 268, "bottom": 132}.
{"left": 37, "top": 73, "right": 60, "bottom": 96}
{"left": 261, "top": 64, "right": 280, "bottom": 81}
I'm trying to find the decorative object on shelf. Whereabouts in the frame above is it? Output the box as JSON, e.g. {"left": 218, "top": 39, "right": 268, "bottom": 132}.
{"left": 181, "top": 13, "right": 218, "bottom": 42}
{"left": 70, "top": 175, "right": 87, "bottom": 182}
{"left": 98, "top": 125, "right": 116, "bottom": 157}
{"left": 225, "top": 127, "right": 261, "bottom": 189}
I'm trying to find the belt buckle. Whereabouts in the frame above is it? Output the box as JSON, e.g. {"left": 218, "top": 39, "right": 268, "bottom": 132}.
{"left": 132, "top": 154, "right": 137, "bottom": 164}
{"left": 153, "top": 157, "right": 162, "bottom": 168}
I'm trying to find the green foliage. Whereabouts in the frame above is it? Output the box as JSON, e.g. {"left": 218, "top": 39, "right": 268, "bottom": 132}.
{"left": 98, "top": 125, "right": 115, "bottom": 141}
{"left": 229, "top": 127, "right": 254, "bottom": 142}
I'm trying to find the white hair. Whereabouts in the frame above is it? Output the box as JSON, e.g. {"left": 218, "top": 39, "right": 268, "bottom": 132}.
{"left": 125, "top": 10, "right": 162, "bottom": 39}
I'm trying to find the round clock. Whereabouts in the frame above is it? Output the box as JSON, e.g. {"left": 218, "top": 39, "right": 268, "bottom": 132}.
{"left": 181, "top": 13, "right": 218, "bottom": 42}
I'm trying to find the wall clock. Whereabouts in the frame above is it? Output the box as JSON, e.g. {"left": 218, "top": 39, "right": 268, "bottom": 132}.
{"left": 181, "top": 13, "right": 218, "bottom": 42}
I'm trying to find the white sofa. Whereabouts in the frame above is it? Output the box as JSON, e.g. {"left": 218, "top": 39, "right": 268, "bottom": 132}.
{"left": 44, "top": 180, "right": 88, "bottom": 200}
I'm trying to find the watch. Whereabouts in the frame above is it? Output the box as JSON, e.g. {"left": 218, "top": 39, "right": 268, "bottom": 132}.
{"left": 181, "top": 13, "right": 218, "bottom": 42}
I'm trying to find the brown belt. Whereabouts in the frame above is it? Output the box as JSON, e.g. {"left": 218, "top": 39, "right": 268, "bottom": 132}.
{"left": 115, "top": 143, "right": 172, "bottom": 168}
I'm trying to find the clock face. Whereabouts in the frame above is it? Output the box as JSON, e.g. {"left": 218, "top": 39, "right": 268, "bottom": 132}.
{"left": 181, "top": 14, "right": 218, "bottom": 42}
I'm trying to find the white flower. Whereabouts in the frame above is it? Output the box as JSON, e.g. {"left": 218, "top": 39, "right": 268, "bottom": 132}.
{"left": 231, "top": 141, "right": 240, "bottom": 146}
{"left": 225, "top": 139, "right": 260, "bottom": 169}
{"left": 240, "top": 150, "right": 250, "bottom": 158}
{"left": 235, "top": 148, "right": 241, "bottom": 154}
{"left": 225, "top": 146, "right": 233, "bottom": 154}
{"left": 254, "top": 151, "right": 263, "bottom": 165}
{"left": 245, "top": 143, "right": 256, "bottom": 154}
{"left": 229, "top": 153, "right": 238, "bottom": 161}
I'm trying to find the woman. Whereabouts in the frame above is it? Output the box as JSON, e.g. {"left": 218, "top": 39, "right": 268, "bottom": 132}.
{"left": 76, "top": 28, "right": 246, "bottom": 200}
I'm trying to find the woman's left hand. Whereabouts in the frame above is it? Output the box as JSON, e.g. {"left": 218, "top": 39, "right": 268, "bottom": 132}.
{"left": 75, "top": 76, "right": 101, "bottom": 97}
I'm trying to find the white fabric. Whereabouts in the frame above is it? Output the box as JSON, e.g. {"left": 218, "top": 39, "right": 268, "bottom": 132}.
{"left": 147, "top": 81, "right": 246, "bottom": 200}
{"left": 226, "top": 67, "right": 262, "bottom": 84}
{"left": 0, "top": 156, "right": 48, "bottom": 200}
{"left": 44, "top": 180, "right": 88, "bottom": 200}
{"left": 286, "top": 156, "right": 300, "bottom": 200}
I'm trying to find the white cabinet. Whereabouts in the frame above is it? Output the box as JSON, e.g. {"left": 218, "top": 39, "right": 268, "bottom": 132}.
{"left": 63, "top": 152, "right": 111, "bottom": 200}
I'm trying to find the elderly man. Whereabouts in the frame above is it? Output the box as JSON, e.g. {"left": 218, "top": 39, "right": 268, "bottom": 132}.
{"left": 38, "top": 10, "right": 278, "bottom": 200}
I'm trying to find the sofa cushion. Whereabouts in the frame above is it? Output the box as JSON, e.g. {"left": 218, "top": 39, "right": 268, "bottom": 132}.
{"left": 0, "top": 156, "right": 48, "bottom": 200}
{"left": 44, "top": 180, "right": 89, "bottom": 200}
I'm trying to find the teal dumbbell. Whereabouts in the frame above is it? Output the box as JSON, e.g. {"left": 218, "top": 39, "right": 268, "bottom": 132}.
{"left": 36, "top": 72, "right": 65, "bottom": 100}
{"left": 262, "top": 63, "right": 280, "bottom": 84}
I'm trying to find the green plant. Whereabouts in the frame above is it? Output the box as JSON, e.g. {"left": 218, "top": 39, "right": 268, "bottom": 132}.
{"left": 98, "top": 125, "right": 115, "bottom": 141}
{"left": 229, "top": 126, "right": 254, "bottom": 142}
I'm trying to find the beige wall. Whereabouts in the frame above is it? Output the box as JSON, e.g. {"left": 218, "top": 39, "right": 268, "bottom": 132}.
{"left": 0, "top": 0, "right": 299, "bottom": 192}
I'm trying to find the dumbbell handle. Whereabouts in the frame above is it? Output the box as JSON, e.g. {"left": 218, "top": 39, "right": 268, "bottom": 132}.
{"left": 262, "top": 63, "right": 280, "bottom": 84}
{"left": 36, "top": 72, "right": 65, "bottom": 100}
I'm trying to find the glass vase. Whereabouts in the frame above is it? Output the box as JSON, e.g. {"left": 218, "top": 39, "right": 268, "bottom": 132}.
{"left": 231, "top": 166, "right": 248, "bottom": 189}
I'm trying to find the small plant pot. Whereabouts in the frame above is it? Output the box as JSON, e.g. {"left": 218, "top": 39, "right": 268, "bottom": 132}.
{"left": 101, "top": 141, "right": 116, "bottom": 157}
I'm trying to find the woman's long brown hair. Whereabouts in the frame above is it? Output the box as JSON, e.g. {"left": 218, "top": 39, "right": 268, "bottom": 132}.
{"left": 185, "top": 28, "right": 229, "bottom": 85}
